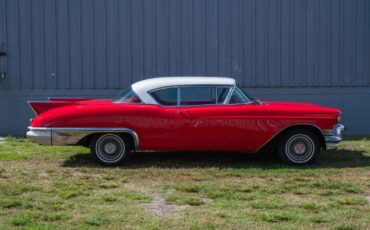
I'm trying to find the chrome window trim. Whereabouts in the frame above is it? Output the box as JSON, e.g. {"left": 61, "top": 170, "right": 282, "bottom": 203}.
{"left": 215, "top": 87, "right": 219, "bottom": 104}
{"left": 113, "top": 101, "right": 145, "bottom": 105}
{"left": 177, "top": 87, "right": 181, "bottom": 106}
{"left": 224, "top": 85, "right": 236, "bottom": 104}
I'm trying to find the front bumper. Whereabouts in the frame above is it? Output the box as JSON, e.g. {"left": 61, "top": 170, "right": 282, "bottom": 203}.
{"left": 324, "top": 124, "right": 346, "bottom": 151}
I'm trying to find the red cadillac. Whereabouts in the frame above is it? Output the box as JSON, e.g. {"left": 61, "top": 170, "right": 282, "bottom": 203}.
{"left": 27, "top": 77, "right": 345, "bottom": 166}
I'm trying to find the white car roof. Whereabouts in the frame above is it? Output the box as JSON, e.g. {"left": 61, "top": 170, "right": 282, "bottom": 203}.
{"left": 132, "top": 77, "right": 236, "bottom": 104}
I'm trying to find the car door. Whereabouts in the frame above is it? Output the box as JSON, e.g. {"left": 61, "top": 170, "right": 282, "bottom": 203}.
{"left": 172, "top": 86, "right": 256, "bottom": 152}
{"left": 142, "top": 86, "right": 179, "bottom": 150}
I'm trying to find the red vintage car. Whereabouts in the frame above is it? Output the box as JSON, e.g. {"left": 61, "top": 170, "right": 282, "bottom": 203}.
{"left": 27, "top": 77, "right": 345, "bottom": 166}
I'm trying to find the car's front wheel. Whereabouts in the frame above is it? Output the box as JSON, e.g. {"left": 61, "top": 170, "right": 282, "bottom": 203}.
{"left": 278, "top": 129, "right": 321, "bottom": 165}
{"left": 90, "top": 133, "right": 132, "bottom": 166}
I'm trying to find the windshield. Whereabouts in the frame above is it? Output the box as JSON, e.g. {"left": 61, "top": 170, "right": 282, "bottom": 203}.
{"left": 237, "top": 85, "right": 257, "bottom": 102}
{"left": 228, "top": 85, "right": 257, "bottom": 104}
{"left": 114, "top": 87, "right": 142, "bottom": 104}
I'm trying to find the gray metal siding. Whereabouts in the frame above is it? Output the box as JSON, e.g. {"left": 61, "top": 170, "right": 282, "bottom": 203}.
{"left": 0, "top": 0, "right": 369, "bottom": 89}
{"left": 0, "top": 0, "right": 369, "bottom": 136}
{"left": 0, "top": 87, "right": 369, "bottom": 136}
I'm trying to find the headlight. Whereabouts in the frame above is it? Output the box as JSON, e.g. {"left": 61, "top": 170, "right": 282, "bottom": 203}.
{"left": 337, "top": 116, "right": 341, "bottom": 123}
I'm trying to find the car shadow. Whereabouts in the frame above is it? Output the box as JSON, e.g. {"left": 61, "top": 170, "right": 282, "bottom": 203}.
{"left": 61, "top": 149, "right": 370, "bottom": 169}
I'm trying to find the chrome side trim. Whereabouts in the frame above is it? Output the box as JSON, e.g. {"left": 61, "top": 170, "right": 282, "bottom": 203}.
{"left": 27, "top": 127, "right": 140, "bottom": 151}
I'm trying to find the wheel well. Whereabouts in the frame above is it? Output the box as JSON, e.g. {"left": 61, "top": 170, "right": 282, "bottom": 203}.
{"left": 77, "top": 132, "right": 137, "bottom": 151}
{"left": 260, "top": 125, "right": 326, "bottom": 152}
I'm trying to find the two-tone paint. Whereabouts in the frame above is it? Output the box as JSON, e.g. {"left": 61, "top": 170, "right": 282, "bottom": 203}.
{"left": 27, "top": 77, "right": 345, "bottom": 153}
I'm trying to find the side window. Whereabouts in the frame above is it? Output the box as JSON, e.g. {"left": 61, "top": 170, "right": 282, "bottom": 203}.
{"left": 150, "top": 87, "right": 178, "bottom": 106}
{"left": 216, "top": 87, "right": 231, "bottom": 104}
{"left": 229, "top": 87, "right": 249, "bottom": 104}
{"left": 180, "top": 87, "right": 217, "bottom": 105}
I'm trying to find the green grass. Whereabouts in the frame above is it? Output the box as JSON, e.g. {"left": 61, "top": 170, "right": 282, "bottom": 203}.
{"left": 0, "top": 137, "right": 369, "bottom": 229}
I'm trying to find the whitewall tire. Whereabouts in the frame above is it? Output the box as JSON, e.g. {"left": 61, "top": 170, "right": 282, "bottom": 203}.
{"left": 278, "top": 129, "right": 320, "bottom": 165}
{"left": 90, "top": 134, "right": 132, "bottom": 166}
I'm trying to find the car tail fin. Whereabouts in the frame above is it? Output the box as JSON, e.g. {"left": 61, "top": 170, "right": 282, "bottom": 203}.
{"left": 48, "top": 97, "right": 92, "bottom": 102}
{"left": 28, "top": 101, "right": 74, "bottom": 116}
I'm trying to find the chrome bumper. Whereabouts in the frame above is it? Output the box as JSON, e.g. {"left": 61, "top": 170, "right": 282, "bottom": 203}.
{"left": 324, "top": 124, "right": 346, "bottom": 151}
{"left": 26, "top": 126, "right": 140, "bottom": 150}
{"left": 27, "top": 127, "right": 52, "bottom": 145}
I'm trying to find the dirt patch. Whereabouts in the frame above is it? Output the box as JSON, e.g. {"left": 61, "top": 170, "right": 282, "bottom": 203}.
{"left": 38, "top": 172, "right": 49, "bottom": 177}
{"left": 145, "top": 189, "right": 190, "bottom": 216}
{"left": 145, "top": 197, "right": 190, "bottom": 216}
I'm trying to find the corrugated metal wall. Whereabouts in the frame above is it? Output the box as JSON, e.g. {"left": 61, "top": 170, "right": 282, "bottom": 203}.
{"left": 0, "top": 0, "right": 369, "bottom": 90}
{"left": 0, "top": 0, "right": 369, "bottom": 135}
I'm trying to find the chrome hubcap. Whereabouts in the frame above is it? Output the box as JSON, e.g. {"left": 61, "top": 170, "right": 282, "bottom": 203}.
{"left": 293, "top": 142, "right": 306, "bottom": 154}
{"left": 104, "top": 143, "right": 117, "bottom": 155}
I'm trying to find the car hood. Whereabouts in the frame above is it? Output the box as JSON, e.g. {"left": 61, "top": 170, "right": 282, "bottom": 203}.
{"left": 263, "top": 101, "right": 320, "bottom": 107}
{"left": 261, "top": 100, "right": 341, "bottom": 116}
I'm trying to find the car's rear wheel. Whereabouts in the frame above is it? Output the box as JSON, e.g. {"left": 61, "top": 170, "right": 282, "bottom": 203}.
{"left": 278, "top": 129, "right": 320, "bottom": 165}
{"left": 90, "top": 133, "right": 132, "bottom": 166}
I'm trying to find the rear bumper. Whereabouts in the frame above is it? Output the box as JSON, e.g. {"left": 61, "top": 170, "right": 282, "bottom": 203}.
{"left": 26, "top": 127, "right": 52, "bottom": 145}
{"left": 324, "top": 124, "right": 346, "bottom": 151}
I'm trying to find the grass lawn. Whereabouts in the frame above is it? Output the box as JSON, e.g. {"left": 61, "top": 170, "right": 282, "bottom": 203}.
{"left": 0, "top": 137, "right": 369, "bottom": 229}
